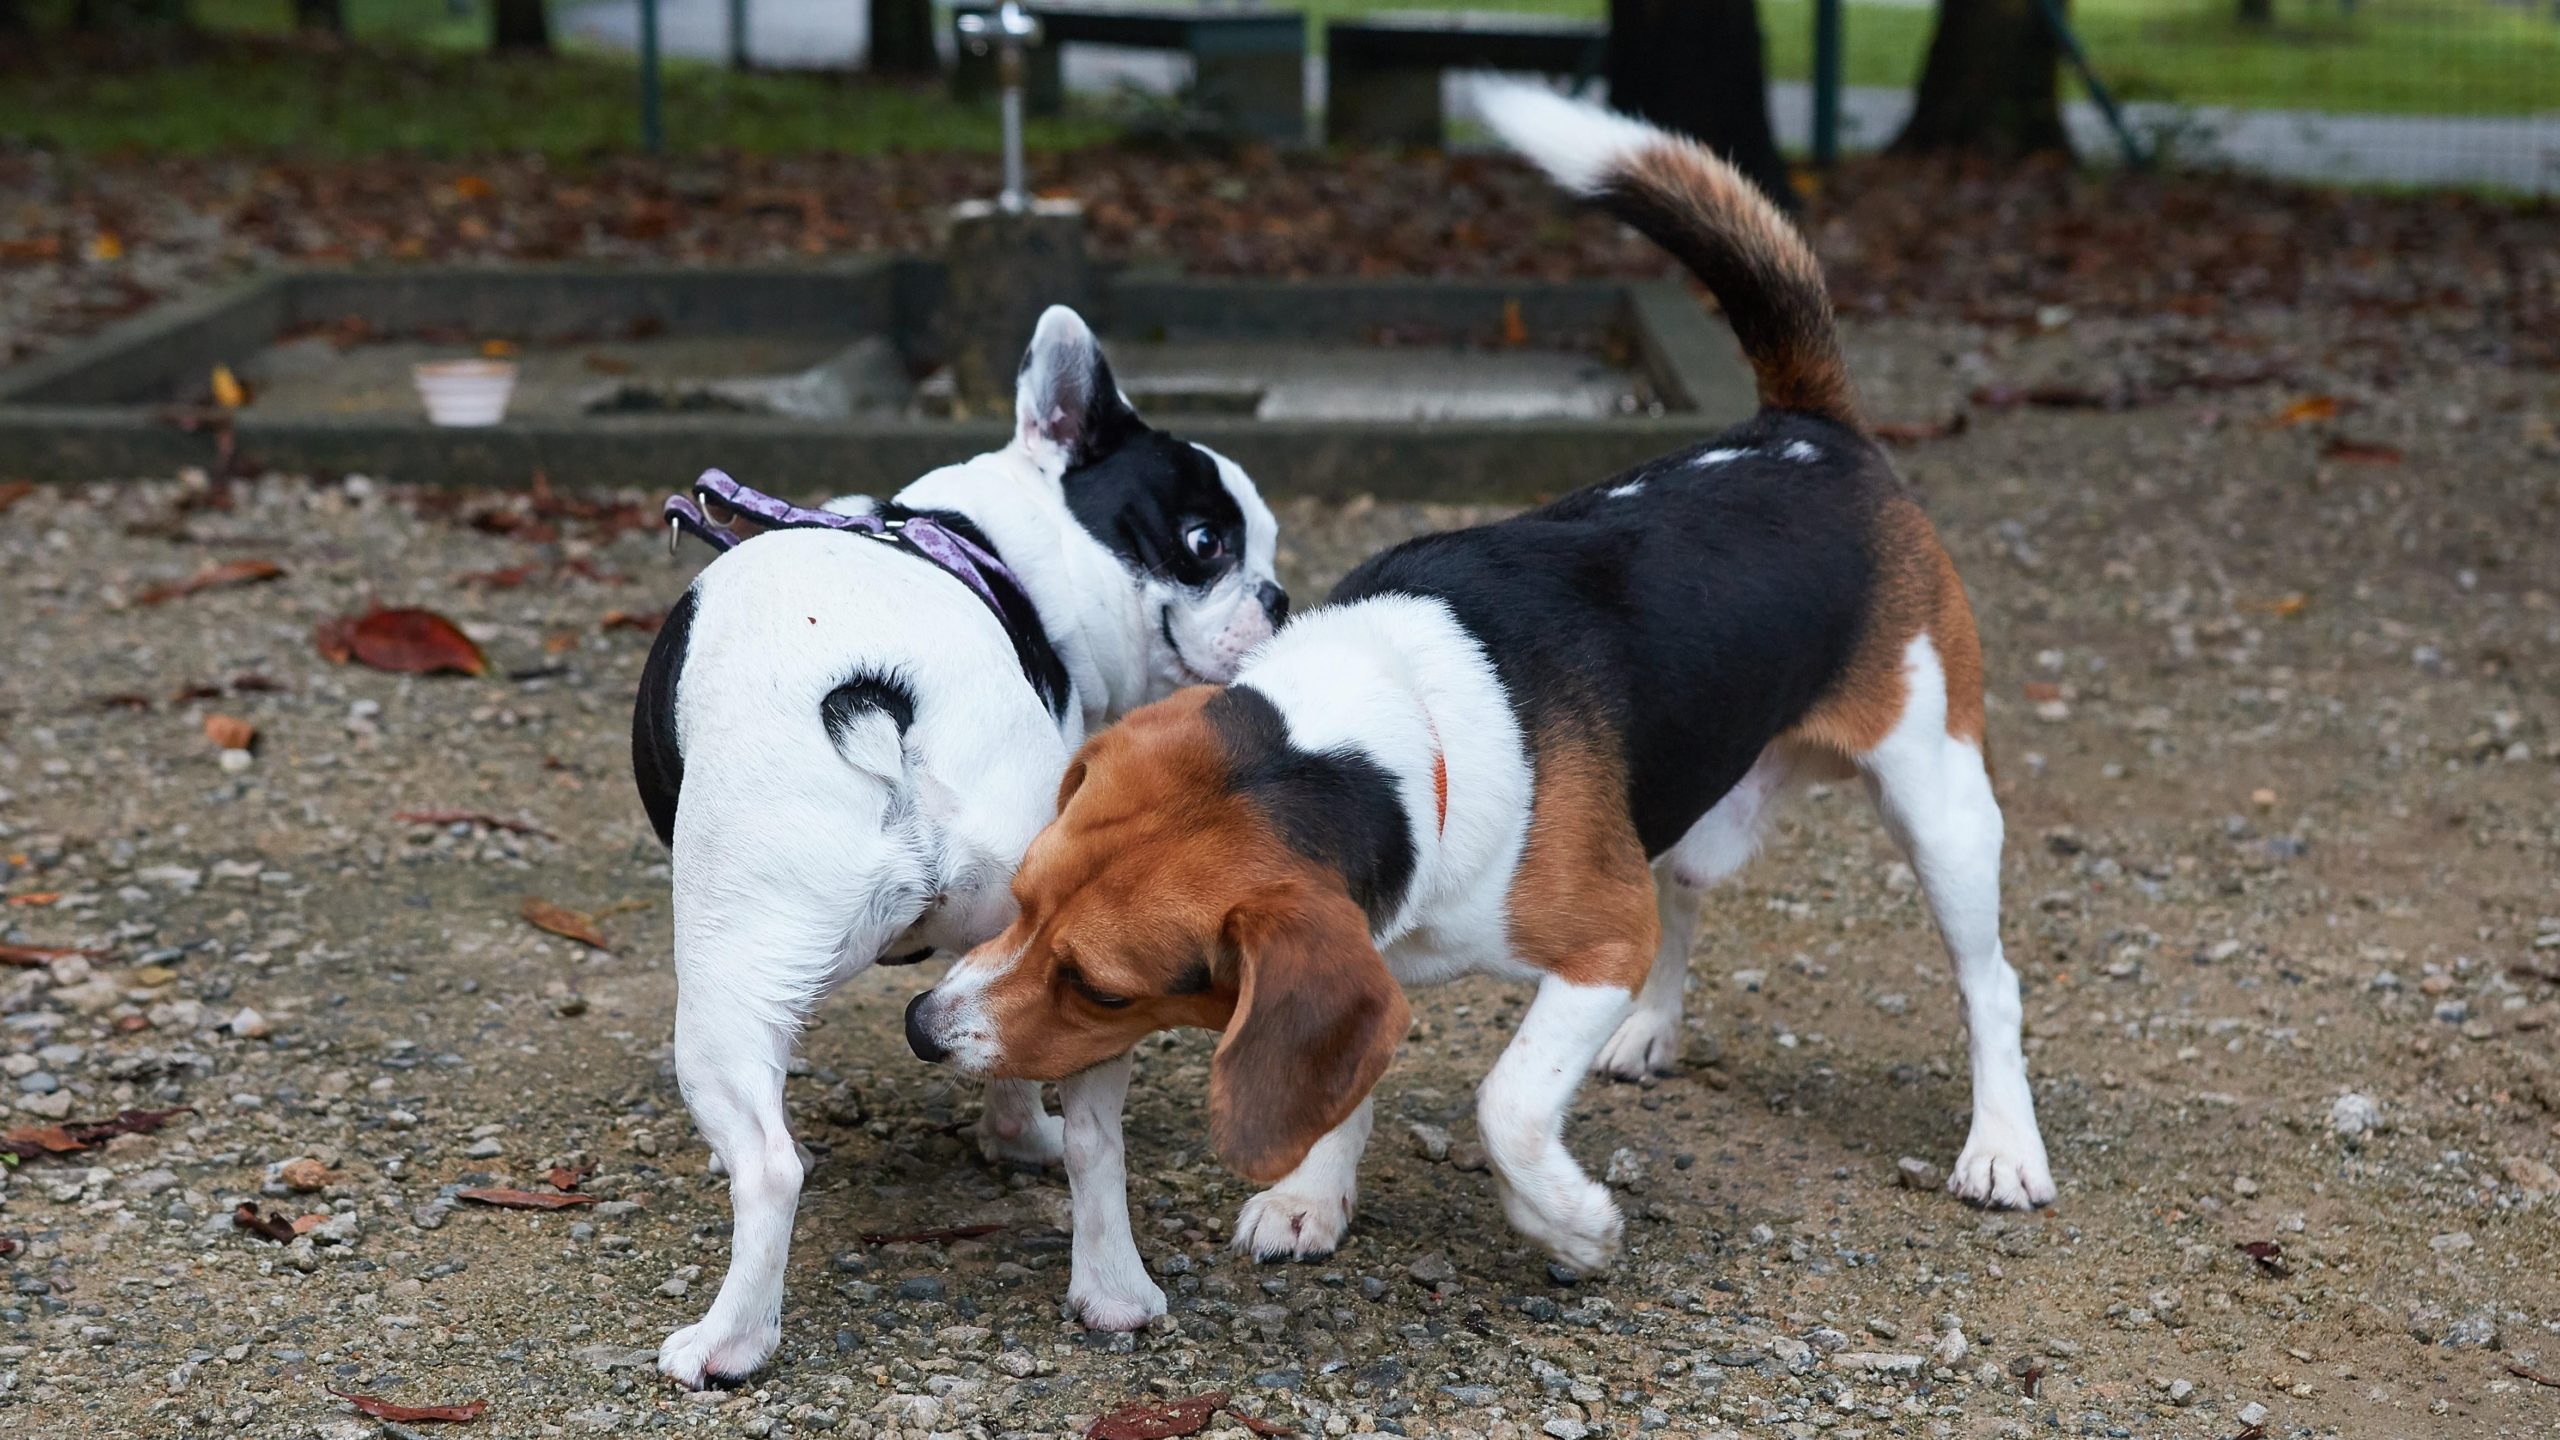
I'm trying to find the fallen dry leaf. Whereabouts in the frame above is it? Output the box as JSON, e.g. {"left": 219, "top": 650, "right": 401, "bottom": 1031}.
{"left": 232, "top": 1204, "right": 296, "bottom": 1241}
{"left": 209, "top": 363, "right": 248, "bottom": 409}
{"left": 393, "top": 809, "right": 555, "bottom": 840}
{"left": 2508, "top": 1363, "right": 2560, "bottom": 1390}
{"left": 332, "top": 1390, "right": 490, "bottom": 1424}
{"left": 455, "top": 564, "right": 535, "bottom": 589}
{"left": 599, "top": 609, "right": 665, "bottom": 634}
{"left": 544, "top": 1161, "right": 593, "bottom": 1192}
{"left": 94, "top": 692, "right": 154, "bottom": 711}
{"left": 1499, "top": 297, "right": 1527, "bottom": 347}
{"left": 315, "top": 608, "right": 487, "bottom": 676}
{"left": 2271, "top": 394, "right": 2341, "bottom": 426}
{"left": 132, "top": 557, "right": 284, "bottom": 606}
{"left": 520, "top": 898, "right": 608, "bottom": 950}
{"left": 455, "top": 1187, "right": 599, "bottom": 1211}
{"left": 203, "top": 713, "right": 256, "bottom": 752}
{"left": 2236, "top": 1239, "right": 2291, "bottom": 1277}
{"left": 0, "top": 943, "right": 102, "bottom": 967}
{"left": 1872, "top": 411, "right": 1969, "bottom": 445}
{"left": 2, "top": 1125, "right": 84, "bottom": 1157}
{"left": 5, "top": 893, "right": 61, "bottom": 907}
{"left": 1086, "top": 1393, "right": 1228, "bottom": 1440}
{"left": 0, "top": 481, "right": 33, "bottom": 515}
{"left": 2269, "top": 592, "right": 2310, "bottom": 618}
{"left": 2319, "top": 437, "right": 2402, "bottom": 463}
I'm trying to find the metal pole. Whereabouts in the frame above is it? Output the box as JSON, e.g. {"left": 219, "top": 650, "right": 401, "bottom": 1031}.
{"left": 640, "top": 0, "right": 665, "bottom": 153}
{"left": 957, "top": 2, "right": 1043, "bottom": 211}
{"left": 1811, "top": 0, "right": 1843, "bottom": 167}
{"left": 2034, "top": 0, "right": 2146, "bottom": 169}
{"left": 727, "top": 0, "right": 747, "bottom": 70}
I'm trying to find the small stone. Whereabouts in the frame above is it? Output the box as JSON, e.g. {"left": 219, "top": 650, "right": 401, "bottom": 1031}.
{"left": 1895, "top": 1157, "right": 1940, "bottom": 1190}
{"left": 1833, "top": 1352, "right": 1925, "bottom": 1376}
{"left": 1931, "top": 1325, "right": 1967, "bottom": 1367}
{"left": 15, "top": 1071, "right": 56, "bottom": 1095}
{"left": 122, "top": 1168, "right": 180, "bottom": 1197}
{"left": 1407, "top": 1122, "right": 1452, "bottom": 1163}
{"left": 2232, "top": 1175, "right": 2260, "bottom": 1197}
{"left": 994, "top": 1349, "right": 1038, "bottom": 1379}
{"left": 17, "top": 1090, "right": 71, "bottom": 1119}
{"left": 1541, "top": 1419, "right": 1589, "bottom": 1440}
{"left": 279, "top": 1157, "right": 333, "bottom": 1191}
{"left": 227, "top": 1007, "right": 270, "bottom": 1039}
{"left": 1769, "top": 1336, "right": 1816, "bottom": 1374}
{"left": 2427, "top": 1231, "right": 2474, "bottom": 1254}
{"left": 2502, "top": 1155, "right": 2559, "bottom": 1197}
{"left": 464, "top": 1137, "right": 505, "bottom": 1160}
{"left": 2167, "top": 1379, "right": 2195, "bottom": 1405}
{"left": 1604, "top": 1147, "right": 1646, "bottom": 1187}
{"left": 1407, "top": 1252, "right": 1456, "bottom": 1286}
{"left": 895, "top": 1274, "right": 945, "bottom": 1302}
{"left": 2237, "top": 1401, "right": 2270, "bottom": 1427}
{"left": 1448, "top": 1141, "right": 1488, "bottom": 1172}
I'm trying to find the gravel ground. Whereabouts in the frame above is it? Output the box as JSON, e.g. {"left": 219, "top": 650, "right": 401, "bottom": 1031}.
{"left": 1, "top": 318, "right": 2556, "bottom": 1440}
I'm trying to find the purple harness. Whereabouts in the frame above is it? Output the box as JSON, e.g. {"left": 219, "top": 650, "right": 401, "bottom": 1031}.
{"left": 665, "top": 470, "right": 1073, "bottom": 717}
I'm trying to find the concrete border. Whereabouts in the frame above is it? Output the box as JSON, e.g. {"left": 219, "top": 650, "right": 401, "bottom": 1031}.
{"left": 0, "top": 263, "right": 1748, "bottom": 502}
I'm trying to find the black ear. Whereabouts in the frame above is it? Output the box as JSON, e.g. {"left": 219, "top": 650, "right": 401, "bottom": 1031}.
{"left": 1015, "top": 305, "right": 1144, "bottom": 466}
{"left": 1208, "top": 883, "right": 1409, "bottom": 1184}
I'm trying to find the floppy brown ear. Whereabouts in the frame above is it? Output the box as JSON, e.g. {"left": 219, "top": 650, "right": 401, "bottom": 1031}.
{"left": 1208, "top": 883, "right": 1410, "bottom": 1184}
{"left": 1054, "top": 759, "right": 1089, "bottom": 812}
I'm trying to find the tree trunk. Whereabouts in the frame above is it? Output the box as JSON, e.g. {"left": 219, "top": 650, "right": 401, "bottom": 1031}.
{"left": 0, "top": 0, "right": 27, "bottom": 35}
{"left": 869, "top": 0, "right": 937, "bottom": 75}
{"left": 1892, "top": 0, "right": 2070, "bottom": 156}
{"left": 492, "top": 0, "right": 551, "bottom": 52}
{"left": 2236, "top": 0, "right": 2272, "bottom": 24}
{"left": 295, "top": 0, "right": 344, "bottom": 33}
{"left": 1606, "top": 0, "right": 1796, "bottom": 212}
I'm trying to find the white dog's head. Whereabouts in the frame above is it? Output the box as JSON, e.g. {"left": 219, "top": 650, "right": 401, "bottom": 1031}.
{"left": 1011, "top": 307, "right": 1286, "bottom": 693}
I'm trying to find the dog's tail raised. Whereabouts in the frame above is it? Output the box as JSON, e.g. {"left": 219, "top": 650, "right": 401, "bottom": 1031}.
{"left": 1478, "top": 82, "right": 1855, "bottom": 425}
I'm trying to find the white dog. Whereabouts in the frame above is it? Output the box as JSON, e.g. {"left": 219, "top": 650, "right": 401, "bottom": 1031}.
{"left": 630, "top": 306, "right": 1285, "bottom": 1386}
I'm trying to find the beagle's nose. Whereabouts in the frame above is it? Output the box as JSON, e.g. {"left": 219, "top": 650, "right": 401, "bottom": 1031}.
{"left": 1256, "top": 581, "right": 1289, "bottom": 625}
{"left": 903, "top": 992, "right": 949, "bottom": 1063}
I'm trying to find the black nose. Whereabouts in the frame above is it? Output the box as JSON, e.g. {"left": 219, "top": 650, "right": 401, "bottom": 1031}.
{"left": 903, "top": 992, "right": 948, "bottom": 1063}
{"left": 1257, "top": 581, "right": 1289, "bottom": 625}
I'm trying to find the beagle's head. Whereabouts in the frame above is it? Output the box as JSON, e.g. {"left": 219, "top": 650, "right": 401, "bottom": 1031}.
{"left": 903, "top": 685, "right": 1412, "bottom": 1183}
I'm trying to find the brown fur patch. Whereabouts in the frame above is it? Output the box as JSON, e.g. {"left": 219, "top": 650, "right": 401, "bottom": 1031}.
{"left": 1610, "top": 146, "right": 1856, "bottom": 423}
{"left": 1503, "top": 723, "right": 1659, "bottom": 990}
{"left": 947, "top": 686, "right": 1409, "bottom": 1181}
{"left": 1786, "top": 496, "right": 1988, "bottom": 756}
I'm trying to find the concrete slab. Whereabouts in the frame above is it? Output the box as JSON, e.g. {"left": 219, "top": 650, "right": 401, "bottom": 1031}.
{"left": 1113, "top": 338, "right": 1641, "bottom": 422}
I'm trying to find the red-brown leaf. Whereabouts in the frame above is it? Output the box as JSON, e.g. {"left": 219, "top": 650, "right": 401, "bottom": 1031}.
{"left": 599, "top": 608, "right": 665, "bottom": 634}
{"left": 861, "top": 1223, "right": 1005, "bottom": 1246}
{"left": 3, "top": 1125, "right": 84, "bottom": 1156}
{"left": 315, "top": 609, "right": 487, "bottom": 676}
{"left": 10, "top": 1105, "right": 198, "bottom": 1159}
{"left": 520, "top": 898, "right": 608, "bottom": 950}
{"left": 544, "top": 1161, "right": 593, "bottom": 1192}
{"left": 232, "top": 1203, "right": 298, "bottom": 1242}
{"left": 0, "top": 943, "right": 101, "bottom": 967}
{"left": 393, "top": 809, "right": 556, "bottom": 840}
{"left": 455, "top": 1187, "right": 599, "bottom": 1210}
{"left": 1086, "top": 1392, "right": 1228, "bottom": 1440}
{"left": 2319, "top": 437, "right": 2402, "bottom": 464}
{"left": 331, "top": 1389, "right": 490, "bottom": 1423}
{"left": 0, "top": 481, "right": 33, "bottom": 515}
{"left": 2271, "top": 394, "right": 2341, "bottom": 426}
{"left": 133, "top": 557, "right": 285, "bottom": 606}
{"left": 204, "top": 713, "right": 257, "bottom": 751}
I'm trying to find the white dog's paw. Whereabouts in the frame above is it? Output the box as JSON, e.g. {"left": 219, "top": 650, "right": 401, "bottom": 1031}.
{"left": 655, "top": 1316, "right": 777, "bottom": 1390}
{"left": 1591, "top": 1007, "right": 1682, "bottom": 1081}
{"left": 1069, "top": 1279, "right": 1167, "bottom": 1332}
{"left": 1500, "top": 1176, "right": 1624, "bottom": 1275}
{"left": 975, "top": 1107, "right": 1066, "bottom": 1169}
{"left": 1947, "top": 1121, "right": 2056, "bottom": 1209}
{"left": 1232, "top": 1186, "right": 1355, "bottom": 1262}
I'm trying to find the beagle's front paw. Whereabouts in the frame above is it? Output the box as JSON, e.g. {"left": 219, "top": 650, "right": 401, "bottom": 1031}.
{"left": 975, "top": 1108, "right": 1066, "bottom": 1169}
{"left": 1498, "top": 1175, "right": 1623, "bottom": 1275}
{"left": 656, "top": 1316, "right": 777, "bottom": 1390}
{"left": 1231, "top": 1186, "right": 1355, "bottom": 1262}
{"left": 1068, "top": 1276, "right": 1167, "bottom": 1332}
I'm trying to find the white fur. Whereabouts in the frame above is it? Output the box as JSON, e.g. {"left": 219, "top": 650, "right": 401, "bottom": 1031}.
{"left": 1693, "top": 448, "right": 1747, "bottom": 468}
{"left": 1606, "top": 480, "right": 1645, "bottom": 499}
{"left": 1480, "top": 977, "right": 1634, "bottom": 1272}
{"left": 1475, "top": 78, "right": 1667, "bottom": 196}
{"left": 1061, "top": 1054, "right": 1166, "bottom": 1331}
{"left": 1231, "top": 1097, "right": 1372, "bottom": 1260}
{"left": 1859, "top": 638, "right": 2054, "bottom": 1208}
{"left": 652, "top": 307, "right": 1280, "bottom": 1386}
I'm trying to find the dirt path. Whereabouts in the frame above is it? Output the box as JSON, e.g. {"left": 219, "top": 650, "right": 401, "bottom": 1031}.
{"left": 0, "top": 321, "right": 2554, "bottom": 1440}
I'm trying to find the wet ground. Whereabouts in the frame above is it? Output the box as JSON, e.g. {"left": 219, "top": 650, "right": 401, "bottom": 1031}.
{"left": 1, "top": 318, "right": 2556, "bottom": 1440}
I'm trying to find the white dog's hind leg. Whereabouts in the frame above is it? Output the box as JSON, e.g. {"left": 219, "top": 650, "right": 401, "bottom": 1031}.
{"left": 1859, "top": 637, "right": 2054, "bottom": 1210}
{"left": 975, "top": 1078, "right": 1065, "bottom": 1168}
{"left": 1480, "top": 976, "right": 1633, "bottom": 1274}
{"left": 1060, "top": 1053, "right": 1166, "bottom": 1331}
{"left": 657, "top": 976, "right": 807, "bottom": 1388}
{"left": 1232, "top": 1097, "right": 1371, "bottom": 1261}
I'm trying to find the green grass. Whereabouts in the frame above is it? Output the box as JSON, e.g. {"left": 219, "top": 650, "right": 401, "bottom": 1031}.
{"left": 3, "top": 0, "right": 2551, "bottom": 159}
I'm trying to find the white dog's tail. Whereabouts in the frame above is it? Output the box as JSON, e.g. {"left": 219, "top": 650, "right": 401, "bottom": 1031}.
{"left": 1476, "top": 81, "right": 1855, "bottom": 426}
{"left": 820, "top": 672, "right": 918, "bottom": 783}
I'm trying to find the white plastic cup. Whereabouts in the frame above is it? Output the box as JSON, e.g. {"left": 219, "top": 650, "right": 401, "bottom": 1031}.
{"left": 412, "top": 359, "right": 518, "bottom": 427}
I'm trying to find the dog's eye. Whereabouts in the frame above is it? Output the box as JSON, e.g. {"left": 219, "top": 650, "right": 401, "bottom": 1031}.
{"left": 1086, "top": 991, "right": 1133, "bottom": 1010}
{"left": 1182, "top": 524, "right": 1225, "bottom": 561}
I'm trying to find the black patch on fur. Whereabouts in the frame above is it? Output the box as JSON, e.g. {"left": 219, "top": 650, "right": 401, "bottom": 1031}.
{"left": 1203, "top": 685, "right": 1415, "bottom": 928}
{"left": 1330, "top": 411, "right": 1888, "bottom": 857}
{"left": 1063, "top": 429, "right": 1248, "bottom": 593}
{"left": 630, "top": 586, "right": 699, "bottom": 849}
{"left": 872, "top": 503, "right": 1073, "bottom": 720}
{"left": 821, "top": 670, "right": 918, "bottom": 750}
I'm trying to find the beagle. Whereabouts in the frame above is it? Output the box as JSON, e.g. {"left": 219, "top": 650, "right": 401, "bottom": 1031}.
{"left": 905, "top": 86, "right": 2055, "bottom": 1331}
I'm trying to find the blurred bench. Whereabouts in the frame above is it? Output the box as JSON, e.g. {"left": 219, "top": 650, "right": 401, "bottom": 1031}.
{"left": 1325, "top": 10, "right": 1605, "bottom": 145}
{"left": 952, "top": 2, "right": 1308, "bottom": 144}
